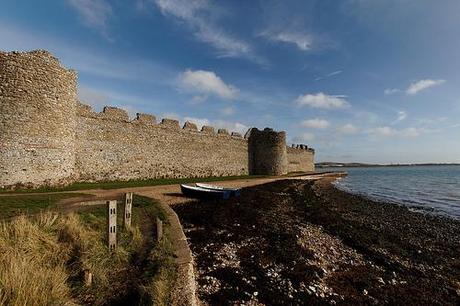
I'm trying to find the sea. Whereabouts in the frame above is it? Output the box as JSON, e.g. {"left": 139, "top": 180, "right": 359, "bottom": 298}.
{"left": 330, "top": 165, "right": 460, "bottom": 220}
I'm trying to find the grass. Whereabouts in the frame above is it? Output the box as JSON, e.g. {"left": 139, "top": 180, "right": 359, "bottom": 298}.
{"left": 0, "top": 175, "right": 266, "bottom": 194}
{"left": 0, "top": 194, "right": 177, "bottom": 305}
{"left": 0, "top": 193, "right": 90, "bottom": 220}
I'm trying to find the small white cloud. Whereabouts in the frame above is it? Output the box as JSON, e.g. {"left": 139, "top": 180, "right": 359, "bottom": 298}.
{"left": 384, "top": 88, "right": 400, "bottom": 95}
{"left": 392, "top": 110, "right": 407, "bottom": 124}
{"left": 296, "top": 92, "right": 350, "bottom": 109}
{"left": 338, "top": 123, "right": 359, "bottom": 134}
{"left": 370, "top": 126, "right": 422, "bottom": 138}
{"left": 397, "top": 111, "right": 407, "bottom": 121}
{"left": 406, "top": 79, "right": 445, "bottom": 95}
{"left": 300, "top": 118, "right": 330, "bottom": 129}
{"left": 293, "top": 132, "right": 315, "bottom": 142}
{"left": 180, "top": 69, "right": 238, "bottom": 99}
{"left": 67, "top": 0, "right": 113, "bottom": 38}
{"left": 262, "top": 30, "right": 313, "bottom": 51}
{"left": 220, "top": 106, "right": 235, "bottom": 116}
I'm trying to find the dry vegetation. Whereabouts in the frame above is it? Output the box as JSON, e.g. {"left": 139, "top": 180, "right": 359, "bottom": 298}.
{"left": 0, "top": 195, "right": 176, "bottom": 305}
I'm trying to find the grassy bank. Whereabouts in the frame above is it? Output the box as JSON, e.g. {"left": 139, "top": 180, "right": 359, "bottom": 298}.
{"left": 0, "top": 175, "right": 265, "bottom": 194}
{"left": 0, "top": 195, "right": 176, "bottom": 305}
{"left": 0, "top": 193, "right": 91, "bottom": 219}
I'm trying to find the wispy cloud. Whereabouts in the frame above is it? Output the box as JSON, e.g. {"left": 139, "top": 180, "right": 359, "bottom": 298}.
{"left": 370, "top": 126, "right": 423, "bottom": 138}
{"left": 260, "top": 30, "right": 313, "bottom": 51}
{"left": 0, "top": 23, "right": 176, "bottom": 84}
{"left": 67, "top": 0, "right": 113, "bottom": 39}
{"left": 384, "top": 88, "right": 400, "bottom": 95}
{"left": 300, "top": 118, "right": 330, "bottom": 129}
{"left": 391, "top": 110, "right": 407, "bottom": 124}
{"left": 296, "top": 92, "right": 350, "bottom": 109}
{"left": 338, "top": 123, "right": 359, "bottom": 134}
{"left": 179, "top": 69, "right": 238, "bottom": 100}
{"left": 293, "top": 132, "right": 315, "bottom": 142}
{"left": 220, "top": 106, "right": 235, "bottom": 116}
{"left": 154, "top": 0, "right": 258, "bottom": 61}
{"left": 406, "top": 79, "right": 445, "bottom": 95}
{"left": 315, "top": 70, "right": 343, "bottom": 81}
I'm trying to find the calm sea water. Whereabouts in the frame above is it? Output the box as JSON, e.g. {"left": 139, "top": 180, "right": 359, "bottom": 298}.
{"left": 331, "top": 165, "right": 460, "bottom": 219}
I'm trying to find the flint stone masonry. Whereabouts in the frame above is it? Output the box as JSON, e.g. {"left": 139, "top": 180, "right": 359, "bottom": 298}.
{"left": 287, "top": 146, "right": 315, "bottom": 173}
{"left": 0, "top": 50, "right": 315, "bottom": 188}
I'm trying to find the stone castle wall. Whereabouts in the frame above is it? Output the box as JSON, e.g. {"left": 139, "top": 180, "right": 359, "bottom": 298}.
{"left": 0, "top": 50, "right": 315, "bottom": 188}
{"left": 287, "top": 145, "right": 315, "bottom": 173}
{"left": 0, "top": 50, "right": 77, "bottom": 187}
{"left": 247, "top": 128, "right": 288, "bottom": 176}
{"left": 75, "top": 104, "right": 249, "bottom": 182}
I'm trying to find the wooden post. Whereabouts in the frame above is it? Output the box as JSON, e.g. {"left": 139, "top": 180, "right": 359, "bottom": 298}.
{"left": 156, "top": 217, "right": 163, "bottom": 242}
{"left": 84, "top": 271, "right": 93, "bottom": 287}
{"left": 124, "top": 192, "right": 133, "bottom": 228}
{"left": 107, "top": 200, "right": 117, "bottom": 251}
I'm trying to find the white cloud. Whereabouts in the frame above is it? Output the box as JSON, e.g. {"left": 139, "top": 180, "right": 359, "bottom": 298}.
{"left": 384, "top": 88, "right": 400, "bottom": 95}
{"left": 293, "top": 133, "right": 315, "bottom": 142}
{"left": 220, "top": 107, "right": 235, "bottom": 116}
{"left": 406, "top": 79, "right": 445, "bottom": 95}
{"left": 296, "top": 92, "right": 350, "bottom": 109}
{"left": 370, "top": 126, "right": 422, "bottom": 138}
{"left": 300, "top": 118, "right": 330, "bottom": 129}
{"left": 392, "top": 110, "right": 407, "bottom": 124}
{"left": 67, "top": 0, "right": 113, "bottom": 39}
{"left": 180, "top": 69, "right": 238, "bottom": 99}
{"left": 261, "top": 30, "right": 313, "bottom": 51}
{"left": 154, "top": 0, "right": 255, "bottom": 60}
{"left": 189, "top": 95, "right": 208, "bottom": 104}
{"left": 315, "top": 70, "right": 342, "bottom": 81}
{"left": 338, "top": 123, "right": 359, "bottom": 134}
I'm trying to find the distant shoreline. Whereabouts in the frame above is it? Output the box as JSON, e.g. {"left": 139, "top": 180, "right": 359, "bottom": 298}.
{"left": 316, "top": 162, "right": 460, "bottom": 168}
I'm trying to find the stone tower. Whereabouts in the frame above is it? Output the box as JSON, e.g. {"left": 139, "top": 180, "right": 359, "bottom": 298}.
{"left": 0, "top": 50, "right": 77, "bottom": 188}
{"left": 247, "top": 128, "right": 288, "bottom": 175}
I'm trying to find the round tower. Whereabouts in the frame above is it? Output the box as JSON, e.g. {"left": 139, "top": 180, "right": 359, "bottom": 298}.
{"left": 247, "top": 128, "right": 288, "bottom": 175}
{"left": 0, "top": 50, "right": 77, "bottom": 188}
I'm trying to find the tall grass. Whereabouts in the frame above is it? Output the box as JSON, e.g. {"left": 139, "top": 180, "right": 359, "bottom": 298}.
{"left": 0, "top": 212, "right": 141, "bottom": 305}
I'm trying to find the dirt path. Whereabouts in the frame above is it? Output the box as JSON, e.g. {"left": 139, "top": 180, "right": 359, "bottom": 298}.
{"left": 173, "top": 179, "right": 460, "bottom": 305}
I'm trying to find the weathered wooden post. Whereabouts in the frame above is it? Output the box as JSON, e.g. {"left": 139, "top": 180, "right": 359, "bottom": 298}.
{"left": 156, "top": 217, "right": 163, "bottom": 242}
{"left": 107, "top": 200, "right": 117, "bottom": 251}
{"left": 84, "top": 271, "right": 93, "bottom": 287}
{"left": 124, "top": 192, "right": 133, "bottom": 229}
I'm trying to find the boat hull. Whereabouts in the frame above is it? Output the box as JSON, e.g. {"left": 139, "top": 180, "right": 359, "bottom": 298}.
{"left": 180, "top": 184, "right": 231, "bottom": 200}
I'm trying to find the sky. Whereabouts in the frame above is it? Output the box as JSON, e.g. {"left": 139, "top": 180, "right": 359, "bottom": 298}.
{"left": 1, "top": 0, "right": 459, "bottom": 164}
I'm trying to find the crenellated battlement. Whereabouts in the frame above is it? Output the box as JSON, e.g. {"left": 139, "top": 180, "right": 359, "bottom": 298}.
{"left": 0, "top": 49, "right": 314, "bottom": 188}
{"left": 76, "top": 102, "right": 246, "bottom": 138}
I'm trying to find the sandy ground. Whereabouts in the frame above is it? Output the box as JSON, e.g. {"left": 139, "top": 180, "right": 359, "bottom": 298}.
{"left": 174, "top": 178, "right": 460, "bottom": 306}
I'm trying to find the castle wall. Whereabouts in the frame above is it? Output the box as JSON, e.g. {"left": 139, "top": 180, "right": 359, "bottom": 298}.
{"left": 0, "top": 50, "right": 315, "bottom": 189}
{"left": 0, "top": 51, "right": 77, "bottom": 188}
{"left": 247, "top": 128, "right": 288, "bottom": 175}
{"left": 287, "top": 146, "right": 315, "bottom": 173}
{"left": 75, "top": 104, "right": 249, "bottom": 182}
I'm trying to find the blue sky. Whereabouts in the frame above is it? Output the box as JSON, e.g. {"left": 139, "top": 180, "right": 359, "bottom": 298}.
{"left": 1, "top": 0, "right": 459, "bottom": 163}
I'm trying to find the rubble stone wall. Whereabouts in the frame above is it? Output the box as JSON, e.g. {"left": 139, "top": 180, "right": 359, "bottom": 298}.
{"left": 0, "top": 50, "right": 315, "bottom": 188}
{"left": 287, "top": 146, "right": 315, "bottom": 173}
{"left": 0, "top": 50, "right": 77, "bottom": 187}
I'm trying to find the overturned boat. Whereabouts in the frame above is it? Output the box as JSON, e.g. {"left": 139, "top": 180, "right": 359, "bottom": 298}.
{"left": 180, "top": 184, "right": 232, "bottom": 200}
{"left": 195, "top": 183, "right": 241, "bottom": 197}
